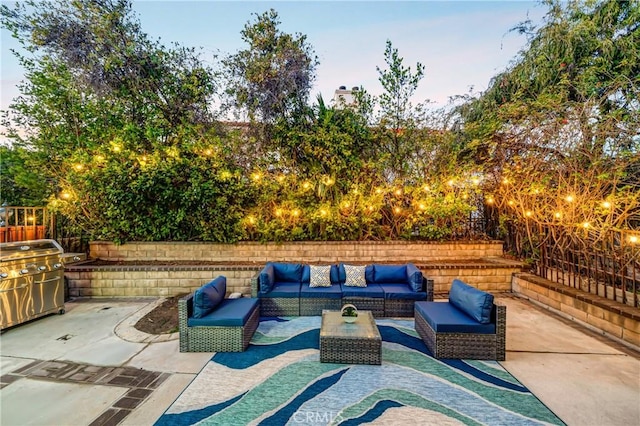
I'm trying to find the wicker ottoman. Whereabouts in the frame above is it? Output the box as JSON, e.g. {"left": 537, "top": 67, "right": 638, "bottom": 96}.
{"left": 319, "top": 310, "right": 381, "bottom": 365}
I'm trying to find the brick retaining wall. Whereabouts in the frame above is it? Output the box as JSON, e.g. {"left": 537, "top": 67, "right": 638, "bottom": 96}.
{"left": 512, "top": 273, "right": 640, "bottom": 349}
{"left": 65, "top": 260, "right": 521, "bottom": 299}
{"left": 89, "top": 240, "right": 505, "bottom": 263}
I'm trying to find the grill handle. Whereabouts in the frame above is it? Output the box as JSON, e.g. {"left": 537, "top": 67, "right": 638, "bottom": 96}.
{"left": 0, "top": 283, "right": 29, "bottom": 293}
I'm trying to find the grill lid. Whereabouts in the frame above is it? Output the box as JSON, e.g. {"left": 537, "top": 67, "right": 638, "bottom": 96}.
{"left": 0, "top": 239, "right": 64, "bottom": 263}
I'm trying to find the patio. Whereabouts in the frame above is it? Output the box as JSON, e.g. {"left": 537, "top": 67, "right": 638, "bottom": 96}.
{"left": 1, "top": 294, "right": 638, "bottom": 425}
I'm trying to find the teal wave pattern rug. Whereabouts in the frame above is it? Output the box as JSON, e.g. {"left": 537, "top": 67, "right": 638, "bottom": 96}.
{"left": 157, "top": 317, "right": 564, "bottom": 425}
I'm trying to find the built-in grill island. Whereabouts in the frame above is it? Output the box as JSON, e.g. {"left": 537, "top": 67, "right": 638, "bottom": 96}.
{"left": 0, "top": 239, "right": 86, "bottom": 330}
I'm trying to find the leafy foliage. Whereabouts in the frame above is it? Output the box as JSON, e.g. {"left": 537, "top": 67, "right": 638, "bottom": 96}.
{"left": 455, "top": 0, "right": 639, "bottom": 260}
{"left": 222, "top": 9, "right": 318, "bottom": 128}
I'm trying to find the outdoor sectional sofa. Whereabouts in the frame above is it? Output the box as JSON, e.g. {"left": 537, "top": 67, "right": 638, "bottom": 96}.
{"left": 414, "top": 279, "right": 506, "bottom": 360}
{"left": 250, "top": 262, "right": 434, "bottom": 317}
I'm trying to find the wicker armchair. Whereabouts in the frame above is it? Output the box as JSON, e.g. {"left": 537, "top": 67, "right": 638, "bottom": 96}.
{"left": 415, "top": 300, "right": 506, "bottom": 361}
{"left": 178, "top": 293, "right": 260, "bottom": 352}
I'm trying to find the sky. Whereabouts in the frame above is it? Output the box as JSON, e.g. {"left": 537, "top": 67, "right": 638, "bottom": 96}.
{"left": 0, "top": 0, "right": 549, "bottom": 129}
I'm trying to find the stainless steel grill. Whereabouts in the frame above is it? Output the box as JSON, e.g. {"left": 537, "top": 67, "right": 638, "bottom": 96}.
{"left": 0, "top": 239, "right": 86, "bottom": 330}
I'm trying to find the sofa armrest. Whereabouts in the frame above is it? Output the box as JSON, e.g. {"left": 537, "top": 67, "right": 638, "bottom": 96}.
{"left": 250, "top": 271, "right": 260, "bottom": 297}
{"left": 178, "top": 293, "right": 194, "bottom": 331}
{"left": 425, "top": 278, "right": 434, "bottom": 301}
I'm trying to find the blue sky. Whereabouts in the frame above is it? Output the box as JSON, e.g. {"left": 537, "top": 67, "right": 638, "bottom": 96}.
{"left": 1, "top": 1, "right": 548, "bottom": 119}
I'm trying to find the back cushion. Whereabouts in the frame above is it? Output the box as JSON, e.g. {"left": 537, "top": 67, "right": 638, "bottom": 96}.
{"left": 259, "top": 263, "right": 274, "bottom": 293}
{"left": 373, "top": 264, "right": 407, "bottom": 283}
{"left": 449, "top": 279, "right": 494, "bottom": 324}
{"left": 406, "top": 263, "right": 423, "bottom": 292}
{"left": 193, "top": 276, "right": 226, "bottom": 318}
{"left": 330, "top": 264, "right": 343, "bottom": 284}
{"left": 273, "top": 263, "right": 304, "bottom": 283}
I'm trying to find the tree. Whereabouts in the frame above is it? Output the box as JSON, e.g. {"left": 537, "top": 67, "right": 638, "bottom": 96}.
{"left": 374, "top": 40, "right": 426, "bottom": 182}
{"left": 0, "top": 0, "right": 255, "bottom": 242}
{"left": 222, "top": 9, "right": 318, "bottom": 130}
{"left": 454, "top": 0, "right": 639, "bottom": 260}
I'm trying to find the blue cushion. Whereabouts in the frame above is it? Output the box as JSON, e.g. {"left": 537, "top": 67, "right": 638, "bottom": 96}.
{"left": 301, "top": 265, "right": 310, "bottom": 284}
{"left": 373, "top": 264, "right": 407, "bottom": 283}
{"left": 449, "top": 279, "right": 494, "bottom": 324}
{"left": 340, "top": 282, "right": 384, "bottom": 298}
{"left": 415, "top": 301, "right": 496, "bottom": 334}
{"left": 406, "top": 263, "right": 424, "bottom": 292}
{"left": 188, "top": 298, "right": 259, "bottom": 327}
{"left": 260, "top": 282, "right": 301, "bottom": 298}
{"left": 193, "top": 276, "right": 225, "bottom": 318}
{"left": 365, "top": 264, "right": 375, "bottom": 283}
{"left": 259, "top": 263, "right": 274, "bottom": 293}
{"left": 273, "top": 263, "right": 304, "bottom": 283}
{"left": 379, "top": 283, "right": 427, "bottom": 300}
{"left": 330, "top": 264, "right": 342, "bottom": 284}
{"left": 300, "top": 283, "right": 343, "bottom": 299}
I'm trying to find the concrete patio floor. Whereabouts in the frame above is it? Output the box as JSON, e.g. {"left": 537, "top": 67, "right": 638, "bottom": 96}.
{"left": 1, "top": 295, "right": 638, "bottom": 426}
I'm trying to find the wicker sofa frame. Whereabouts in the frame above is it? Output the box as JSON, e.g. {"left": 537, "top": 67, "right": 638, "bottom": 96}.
{"left": 178, "top": 293, "right": 260, "bottom": 352}
{"left": 250, "top": 271, "right": 434, "bottom": 318}
{"left": 415, "top": 301, "right": 506, "bottom": 360}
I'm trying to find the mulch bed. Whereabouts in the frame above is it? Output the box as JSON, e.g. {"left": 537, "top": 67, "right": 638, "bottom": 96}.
{"left": 134, "top": 294, "right": 187, "bottom": 335}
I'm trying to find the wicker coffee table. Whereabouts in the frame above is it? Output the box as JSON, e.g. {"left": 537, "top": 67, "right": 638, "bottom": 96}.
{"left": 319, "top": 310, "right": 381, "bottom": 365}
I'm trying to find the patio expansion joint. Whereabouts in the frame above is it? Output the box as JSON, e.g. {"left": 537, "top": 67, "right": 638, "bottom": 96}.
{"left": 3, "top": 359, "right": 170, "bottom": 426}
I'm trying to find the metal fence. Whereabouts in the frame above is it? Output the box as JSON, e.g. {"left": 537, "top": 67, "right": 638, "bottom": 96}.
{"left": 504, "top": 223, "right": 639, "bottom": 308}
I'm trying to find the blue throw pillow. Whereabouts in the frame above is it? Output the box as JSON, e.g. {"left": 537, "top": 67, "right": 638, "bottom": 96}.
{"left": 448, "top": 279, "right": 494, "bottom": 324}
{"left": 374, "top": 264, "right": 407, "bottom": 283}
{"left": 273, "top": 263, "right": 304, "bottom": 283}
{"left": 259, "top": 263, "right": 274, "bottom": 293}
{"left": 406, "top": 263, "right": 423, "bottom": 292}
{"left": 193, "top": 276, "right": 226, "bottom": 318}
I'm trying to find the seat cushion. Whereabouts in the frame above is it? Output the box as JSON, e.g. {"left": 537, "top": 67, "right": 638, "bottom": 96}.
{"left": 340, "top": 282, "right": 384, "bottom": 298}
{"left": 188, "top": 298, "right": 259, "bottom": 327}
{"left": 379, "top": 283, "right": 427, "bottom": 300}
{"left": 300, "top": 283, "right": 343, "bottom": 299}
{"left": 449, "top": 279, "right": 494, "bottom": 324}
{"left": 193, "top": 276, "right": 226, "bottom": 318}
{"left": 415, "top": 301, "right": 496, "bottom": 334}
{"left": 260, "top": 282, "right": 301, "bottom": 298}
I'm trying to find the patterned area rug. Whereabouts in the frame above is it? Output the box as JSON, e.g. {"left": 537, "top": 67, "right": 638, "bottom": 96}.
{"left": 156, "top": 317, "right": 564, "bottom": 425}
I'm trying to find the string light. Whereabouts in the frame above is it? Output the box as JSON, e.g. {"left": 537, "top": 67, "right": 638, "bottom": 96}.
{"left": 418, "top": 203, "right": 426, "bottom": 210}
{"left": 565, "top": 195, "right": 574, "bottom": 202}
{"left": 204, "top": 148, "right": 213, "bottom": 156}
{"left": 447, "top": 179, "right": 455, "bottom": 186}
{"left": 393, "top": 206, "right": 402, "bottom": 214}
{"left": 525, "top": 211, "right": 533, "bottom": 217}
{"left": 246, "top": 216, "right": 256, "bottom": 225}
{"left": 486, "top": 197, "right": 494, "bottom": 204}
{"left": 601, "top": 201, "right": 611, "bottom": 209}
{"left": 302, "top": 182, "right": 311, "bottom": 190}
{"left": 422, "top": 185, "right": 430, "bottom": 192}
{"left": 274, "top": 208, "right": 283, "bottom": 217}
{"left": 471, "top": 178, "right": 480, "bottom": 186}
{"left": 554, "top": 212, "right": 562, "bottom": 219}
{"left": 375, "top": 188, "right": 383, "bottom": 194}
{"left": 61, "top": 192, "right": 71, "bottom": 200}
{"left": 582, "top": 222, "right": 590, "bottom": 229}
{"left": 74, "top": 164, "right": 84, "bottom": 171}
{"left": 251, "top": 172, "right": 261, "bottom": 181}
{"left": 319, "top": 209, "right": 328, "bottom": 217}
{"left": 629, "top": 235, "right": 638, "bottom": 244}
{"left": 292, "top": 209, "right": 300, "bottom": 217}
{"left": 394, "top": 189, "right": 402, "bottom": 196}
